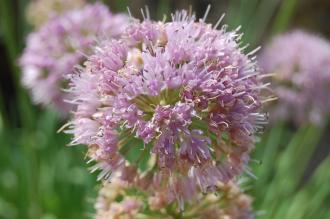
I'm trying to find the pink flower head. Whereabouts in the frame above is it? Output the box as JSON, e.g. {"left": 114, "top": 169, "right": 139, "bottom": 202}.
{"left": 259, "top": 30, "right": 330, "bottom": 125}
{"left": 20, "top": 3, "right": 129, "bottom": 114}
{"left": 69, "top": 10, "right": 266, "bottom": 206}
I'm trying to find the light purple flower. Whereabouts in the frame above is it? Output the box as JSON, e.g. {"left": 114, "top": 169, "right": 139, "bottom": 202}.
{"left": 20, "top": 3, "right": 129, "bottom": 114}
{"left": 69, "top": 10, "right": 266, "bottom": 205}
{"left": 259, "top": 30, "right": 330, "bottom": 125}
{"left": 95, "top": 178, "right": 142, "bottom": 219}
{"left": 94, "top": 178, "right": 254, "bottom": 219}
{"left": 26, "top": 0, "right": 86, "bottom": 28}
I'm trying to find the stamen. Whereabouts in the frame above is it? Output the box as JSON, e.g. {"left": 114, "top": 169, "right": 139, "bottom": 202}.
{"left": 126, "top": 7, "right": 133, "bottom": 20}
{"left": 236, "top": 72, "right": 259, "bottom": 82}
{"left": 261, "top": 96, "right": 278, "bottom": 103}
{"left": 213, "top": 14, "right": 225, "bottom": 30}
{"left": 162, "top": 14, "right": 167, "bottom": 23}
{"left": 145, "top": 5, "right": 150, "bottom": 20}
{"left": 140, "top": 8, "right": 146, "bottom": 20}
{"left": 202, "top": 4, "right": 211, "bottom": 22}
{"left": 259, "top": 73, "right": 276, "bottom": 78}
{"left": 235, "top": 25, "right": 242, "bottom": 32}
{"left": 247, "top": 46, "right": 261, "bottom": 56}
{"left": 57, "top": 122, "right": 72, "bottom": 133}
{"left": 244, "top": 167, "right": 257, "bottom": 180}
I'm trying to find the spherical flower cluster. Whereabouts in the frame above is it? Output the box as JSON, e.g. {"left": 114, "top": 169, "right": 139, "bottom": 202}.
{"left": 259, "top": 30, "right": 330, "bottom": 125}
{"left": 20, "top": 3, "right": 129, "bottom": 114}
{"left": 26, "top": 0, "right": 86, "bottom": 28}
{"left": 69, "top": 11, "right": 266, "bottom": 205}
{"left": 94, "top": 177, "right": 254, "bottom": 219}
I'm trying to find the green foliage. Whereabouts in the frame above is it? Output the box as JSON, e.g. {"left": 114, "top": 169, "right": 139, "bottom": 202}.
{"left": 0, "top": 110, "right": 98, "bottom": 219}
{"left": 250, "top": 123, "right": 330, "bottom": 219}
{"left": 0, "top": 1, "right": 97, "bottom": 218}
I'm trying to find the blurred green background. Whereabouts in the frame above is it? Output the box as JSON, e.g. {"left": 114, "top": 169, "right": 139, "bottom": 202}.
{"left": 0, "top": 0, "right": 329, "bottom": 218}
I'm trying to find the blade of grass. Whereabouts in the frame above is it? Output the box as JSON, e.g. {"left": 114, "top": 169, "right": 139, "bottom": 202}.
{"left": 283, "top": 157, "right": 330, "bottom": 219}
{"left": 238, "top": 0, "right": 259, "bottom": 28}
{"left": 260, "top": 124, "right": 324, "bottom": 217}
{"left": 257, "top": 125, "right": 306, "bottom": 215}
{"left": 226, "top": 0, "right": 260, "bottom": 44}
{"left": 0, "top": 0, "right": 35, "bottom": 130}
{"left": 0, "top": 95, "right": 6, "bottom": 129}
{"left": 245, "top": 0, "right": 282, "bottom": 45}
{"left": 301, "top": 157, "right": 330, "bottom": 218}
{"left": 0, "top": 0, "right": 17, "bottom": 61}
{"left": 276, "top": 124, "right": 323, "bottom": 191}
{"left": 254, "top": 121, "right": 284, "bottom": 189}
{"left": 157, "top": 0, "right": 170, "bottom": 20}
{"left": 234, "top": 0, "right": 259, "bottom": 30}
{"left": 272, "top": 0, "right": 299, "bottom": 34}
{"left": 114, "top": 0, "right": 130, "bottom": 12}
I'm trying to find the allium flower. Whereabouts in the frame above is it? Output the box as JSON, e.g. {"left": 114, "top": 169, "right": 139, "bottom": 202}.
{"left": 94, "top": 177, "right": 254, "bottom": 219}
{"left": 69, "top": 10, "right": 266, "bottom": 206}
{"left": 26, "top": 0, "right": 86, "bottom": 28}
{"left": 259, "top": 30, "right": 330, "bottom": 125}
{"left": 20, "top": 3, "right": 129, "bottom": 114}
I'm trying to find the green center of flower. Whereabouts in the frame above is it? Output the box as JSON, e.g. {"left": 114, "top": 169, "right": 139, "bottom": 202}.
{"left": 131, "top": 88, "right": 182, "bottom": 119}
